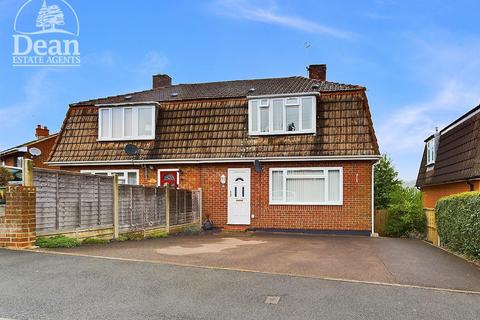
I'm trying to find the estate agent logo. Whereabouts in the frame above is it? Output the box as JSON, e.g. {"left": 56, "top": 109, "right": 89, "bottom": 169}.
{"left": 13, "top": 0, "right": 80, "bottom": 67}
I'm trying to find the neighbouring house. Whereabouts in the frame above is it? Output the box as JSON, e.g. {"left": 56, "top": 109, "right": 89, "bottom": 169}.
{"left": 47, "top": 64, "right": 380, "bottom": 234}
{"left": 0, "top": 125, "right": 58, "bottom": 169}
{"left": 416, "top": 104, "right": 480, "bottom": 209}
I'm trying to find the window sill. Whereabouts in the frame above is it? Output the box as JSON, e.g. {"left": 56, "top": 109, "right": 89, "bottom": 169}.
{"left": 97, "top": 137, "right": 155, "bottom": 142}
{"left": 269, "top": 202, "right": 343, "bottom": 206}
{"left": 249, "top": 131, "right": 316, "bottom": 136}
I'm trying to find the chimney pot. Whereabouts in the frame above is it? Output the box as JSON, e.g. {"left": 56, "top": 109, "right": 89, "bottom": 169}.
{"left": 307, "top": 64, "right": 327, "bottom": 81}
{"left": 35, "top": 125, "right": 50, "bottom": 139}
{"left": 152, "top": 74, "right": 172, "bottom": 89}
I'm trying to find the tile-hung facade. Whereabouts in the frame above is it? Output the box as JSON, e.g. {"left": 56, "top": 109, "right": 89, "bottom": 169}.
{"left": 48, "top": 64, "right": 381, "bottom": 235}
{"left": 417, "top": 104, "right": 480, "bottom": 209}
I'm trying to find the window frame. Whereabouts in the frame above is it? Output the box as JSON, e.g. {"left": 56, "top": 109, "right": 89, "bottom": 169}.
{"left": 269, "top": 167, "right": 343, "bottom": 206}
{"left": 80, "top": 169, "right": 140, "bottom": 185}
{"left": 426, "top": 139, "right": 436, "bottom": 165}
{"left": 248, "top": 95, "right": 316, "bottom": 135}
{"left": 98, "top": 105, "right": 156, "bottom": 141}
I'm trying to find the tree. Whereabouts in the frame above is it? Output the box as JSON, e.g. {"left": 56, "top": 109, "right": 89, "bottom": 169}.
{"left": 0, "top": 167, "right": 13, "bottom": 187}
{"left": 35, "top": 0, "right": 49, "bottom": 31}
{"left": 374, "top": 154, "right": 401, "bottom": 209}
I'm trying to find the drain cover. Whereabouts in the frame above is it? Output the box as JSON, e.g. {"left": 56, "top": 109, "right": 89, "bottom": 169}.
{"left": 264, "top": 296, "right": 281, "bottom": 305}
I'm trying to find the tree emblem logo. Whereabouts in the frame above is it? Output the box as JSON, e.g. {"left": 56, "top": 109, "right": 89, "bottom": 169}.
{"left": 14, "top": 0, "right": 79, "bottom": 36}
{"left": 12, "top": 0, "right": 80, "bottom": 67}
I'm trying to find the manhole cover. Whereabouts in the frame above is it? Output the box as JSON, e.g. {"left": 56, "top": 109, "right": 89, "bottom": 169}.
{"left": 264, "top": 296, "right": 281, "bottom": 305}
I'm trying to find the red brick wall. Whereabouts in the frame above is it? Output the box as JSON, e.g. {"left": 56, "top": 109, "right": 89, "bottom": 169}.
{"left": 63, "top": 160, "right": 374, "bottom": 232}
{"left": 0, "top": 186, "right": 36, "bottom": 248}
{"left": 421, "top": 181, "right": 480, "bottom": 208}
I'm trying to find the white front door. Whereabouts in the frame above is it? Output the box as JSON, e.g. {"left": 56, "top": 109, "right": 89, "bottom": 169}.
{"left": 227, "top": 168, "right": 251, "bottom": 225}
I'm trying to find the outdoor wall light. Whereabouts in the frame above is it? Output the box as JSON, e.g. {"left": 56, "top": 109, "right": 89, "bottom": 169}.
{"left": 220, "top": 174, "right": 226, "bottom": 185}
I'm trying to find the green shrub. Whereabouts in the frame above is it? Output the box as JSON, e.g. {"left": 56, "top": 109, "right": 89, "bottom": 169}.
{"left": 145, "top": 230, "right": 168, "bottom": 239}
{"left": 182, "top": 225, "right": 201, "bottom": 235}
{"left": 436, "top": 192, "right": 480, "bottom": 259}
{"left": 123, "top": 232, "right": 145, "bottom": 240}
{"left": 36, "top": 235, "right": 81, "bottom": 248}
{"left": 385, "top": 186, "right": 426, "bottom": 237}
{"left": 115, "top": 235, "right": 128, "bottom": 242}
{"left": 82, "top": 237, "right": 110, "bottom": 245}
{"left": 0, "top": 167, "right": 13, "bottom": 187}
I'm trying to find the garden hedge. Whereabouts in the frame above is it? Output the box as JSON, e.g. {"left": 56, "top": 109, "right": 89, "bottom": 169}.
{"left": 435, "top": 192, "right": 480, "bottom": 258}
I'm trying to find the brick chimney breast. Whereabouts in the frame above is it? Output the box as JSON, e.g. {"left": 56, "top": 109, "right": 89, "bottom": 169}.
{"left": 35, "top": 125, "right": 49, "bottom": 139}
{"left": 307, "top": 64, "right": 327, "bottom": 81}
{"left": 152, "top": 74, "right": 172, "bottom": 88}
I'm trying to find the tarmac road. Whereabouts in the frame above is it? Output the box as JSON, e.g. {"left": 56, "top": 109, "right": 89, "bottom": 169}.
{"left": 0, "top": 249, "right": 479, "bottom": 320}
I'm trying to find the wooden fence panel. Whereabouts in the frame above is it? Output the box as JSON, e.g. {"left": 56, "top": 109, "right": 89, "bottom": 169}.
{"left": 33, "top": 168, "right": 201, "bottom": 236}
{"left": 374, "top": 210, "right": 388, "bottom": 236}
{"left": 425, "top": 208, "right": 440, "bottom": 245}
{"left": 34, "top": 168, "right": 114, "bottom": 234}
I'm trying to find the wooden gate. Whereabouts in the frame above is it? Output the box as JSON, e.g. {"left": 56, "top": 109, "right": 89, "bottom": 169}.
{"left": 425, "top": 208, "right": 440, "bottom": 246}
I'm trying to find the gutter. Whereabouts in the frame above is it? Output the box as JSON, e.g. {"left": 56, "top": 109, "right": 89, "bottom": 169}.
{"left": 46, "top": 155, "right": 382, "bottom": 166}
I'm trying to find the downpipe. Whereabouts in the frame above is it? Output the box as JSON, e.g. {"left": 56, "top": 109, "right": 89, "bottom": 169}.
{"left": 371, "top": 159, "right": 381, "bottom": 237}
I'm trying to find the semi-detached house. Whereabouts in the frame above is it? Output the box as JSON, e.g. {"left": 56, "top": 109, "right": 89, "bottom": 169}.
{"left": 47, "top": 64, "right": 380, "bottom": 234}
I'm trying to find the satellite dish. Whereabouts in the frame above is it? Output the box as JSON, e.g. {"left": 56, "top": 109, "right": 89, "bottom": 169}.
{"left": 29, "top": 147, "right": 42, "bottom": 157}
{"left": 254, "top": 159, "right": 263, "bottom": 173}
{"left": 124, "top": 144, "right": 140, "bottom": 157}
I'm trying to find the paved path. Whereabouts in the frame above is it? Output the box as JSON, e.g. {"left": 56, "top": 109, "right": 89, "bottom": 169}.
{"left": 48, "top": 233, "right": 480, "bottom": 291}
{"left": 0, "top": 249, "right": 479, "bottom": 320}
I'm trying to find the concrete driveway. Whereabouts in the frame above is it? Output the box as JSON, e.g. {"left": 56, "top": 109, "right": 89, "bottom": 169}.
{"left": 45, "top": 233, "right": 480, "bottom": 292}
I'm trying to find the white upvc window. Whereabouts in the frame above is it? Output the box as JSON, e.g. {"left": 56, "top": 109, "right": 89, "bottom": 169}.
{"left": 98, "top": 105, "right": 155, "bottom": 141}
{"left": 269, "top": 167, "right": 343, "bottom": 205}
{"left": 80, "top": 170, "right": 139, "bottom": 185}
{"left": 249, "top": 96, "right": 316, "bottom": 135}
{"left": 426, "top": 139, "right": 436, "bottom": 165}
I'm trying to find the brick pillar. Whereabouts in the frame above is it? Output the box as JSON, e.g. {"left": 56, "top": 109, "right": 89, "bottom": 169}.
{"left": 0, "top": 186, "right": 36, "bottom": 248}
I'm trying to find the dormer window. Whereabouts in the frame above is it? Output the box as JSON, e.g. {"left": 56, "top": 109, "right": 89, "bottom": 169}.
{"left": 426, "top": 138, "right": 436, "bottom": 165}
{"left": 248, "top": 95, "right": 316, "bottom": 135}
{"left": 98, "top": 105, "right": 155, "bottom": 141}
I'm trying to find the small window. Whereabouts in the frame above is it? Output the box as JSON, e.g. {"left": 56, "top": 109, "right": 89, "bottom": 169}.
{"left": 98, "top": 105, "right": 155, "bottom": 141}
{"left": 269, "top": 167, "right": 342, "bottom": 205}
{"left": 249, "top": 96, "right": 316, "bottom": 135}
{"left": 426, "top": 139, "right": 436, "bottom": 165}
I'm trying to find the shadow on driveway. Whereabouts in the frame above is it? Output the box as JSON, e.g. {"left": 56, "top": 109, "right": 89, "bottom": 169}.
{"left": 45, "top": 233, "right": 480, "bottom": 292}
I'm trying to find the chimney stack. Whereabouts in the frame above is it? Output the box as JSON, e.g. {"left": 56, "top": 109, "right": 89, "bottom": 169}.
{"left": 35, "top": 125, "right": 49, "bottom": 139}
{"left": 307, "top": 64, "right": 327, "bottom": 81}
{"left": 152, "top": 74, "right": 172, "bottom": 88}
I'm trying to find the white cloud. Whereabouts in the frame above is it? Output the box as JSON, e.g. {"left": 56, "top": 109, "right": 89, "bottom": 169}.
{"left": 213, "top": 0, "right": 354, "bottom": 39}
{"left": 377, "top": 39, "right": 480, "bottom": 154}
{"left": 0, "top": 70, "right": 54, "bottom": 150}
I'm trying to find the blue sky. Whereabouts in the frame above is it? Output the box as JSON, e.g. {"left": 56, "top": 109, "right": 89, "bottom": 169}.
{"left": 1, "top": 0, "right": 480, "bottom": 181}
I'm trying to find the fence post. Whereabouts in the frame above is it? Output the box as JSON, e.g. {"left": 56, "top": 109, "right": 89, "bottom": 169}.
{"left": 22, "top": 158, "right": 34, "bottom": 187}
{"left": 113, "top": 175, "right": 119, "bottom": 239}
{"left": 165, "top": 185, "right": 170, "bottom": 233}
{"left": 198, "top": 188, "right": 203, "bottom": 229}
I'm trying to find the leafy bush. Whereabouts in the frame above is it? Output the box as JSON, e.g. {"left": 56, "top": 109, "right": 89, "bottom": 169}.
{"left": 0, "top": 167, "right": 13, "bottom": 187}
{"left": 145, "top": 230, "right": 168, "bottom": 239}
{"left": 82, "top": 237, "right": 110, "bottom": 245}
{"left": 183, "top": 225, "right": 201, "bottom": 235}
{"left": 385, "top": 187, "right": 426, "bottom": 237}
{"left": 36, "top": 235, "right": 81, "bottom": 248}
{"left": 436, "top": 192, "right": 480, "bottom": 259}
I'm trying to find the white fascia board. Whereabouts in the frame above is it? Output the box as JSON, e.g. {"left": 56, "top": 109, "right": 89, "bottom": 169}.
{"left": 95, "top": 101, "right": 160, "bottom": 107}
{"left": 47, "top": 155, "right": 381, "bottom": 166}
{"left": 247, "top": 92, "right": 320, "bottom": 99}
